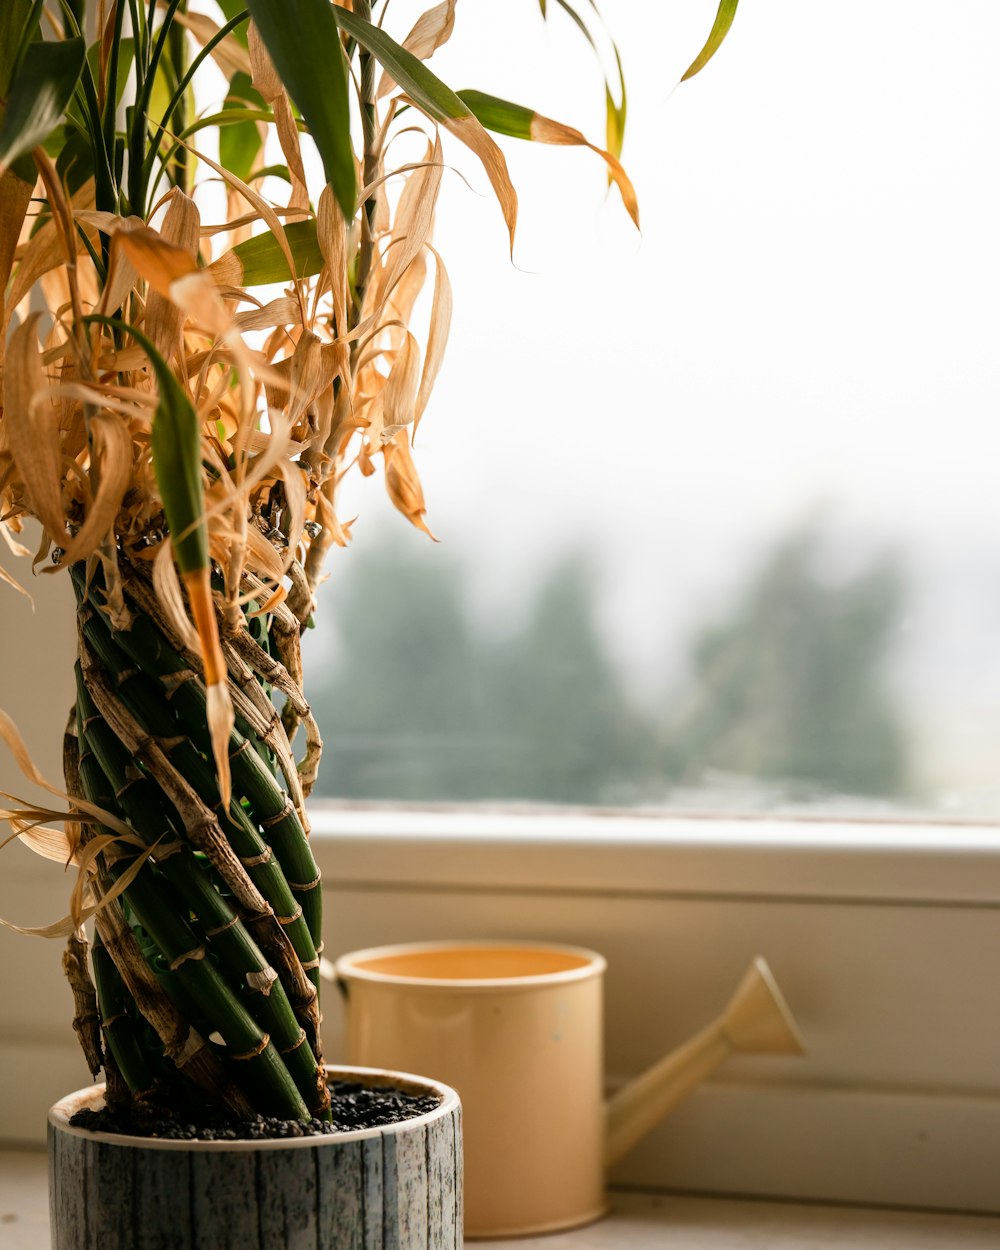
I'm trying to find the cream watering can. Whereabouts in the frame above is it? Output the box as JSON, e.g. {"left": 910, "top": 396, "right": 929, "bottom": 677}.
{"left": 331, "top": 940, "right": 806, "bottom": 1239}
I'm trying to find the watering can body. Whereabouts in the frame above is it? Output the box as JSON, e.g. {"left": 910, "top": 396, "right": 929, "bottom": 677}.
{"left": 334, "top": 941, "right": 805, "bottom": 1239}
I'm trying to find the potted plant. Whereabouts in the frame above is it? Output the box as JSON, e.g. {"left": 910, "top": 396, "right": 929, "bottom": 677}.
{"left": 0, "top": 1, "right": 737, "bottom": 1246}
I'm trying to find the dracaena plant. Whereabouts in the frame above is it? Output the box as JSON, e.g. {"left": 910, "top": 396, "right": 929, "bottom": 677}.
{"left": 0, "top": 0, "right": 737, "bottom": 1124}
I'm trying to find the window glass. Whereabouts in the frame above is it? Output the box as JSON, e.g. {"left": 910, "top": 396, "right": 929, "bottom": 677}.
{"left": 303, "top": 1, "right": 1000, "bottom": 816}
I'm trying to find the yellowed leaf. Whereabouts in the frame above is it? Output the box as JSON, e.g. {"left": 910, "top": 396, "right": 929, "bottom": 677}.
{"left": 446, "top": 115, "right": 517, "bottom": 251}
{"left": 530, "top": 115, "right": 639, "bottom": 229}
{"left": 174, "top": 10, "right": 252, "bottom": 79}
{"left": 52, "top": 411, "right": 132, "bottom": 569}
{"left": 6, "top": 180, "right": 95, "bottom": 318}
{"left": 373, "top": 136, "right": 442, "bottom": 313}
{"left": 152, "top": 539, "right": 200, "bottom": 651}
{"left": 116, "top": 226, "right": 198, "bottom": 297}
{"left": 377, "top": 0, "right": 457, "bottom": 99}
{"left": 414, "top": 244, "right": 452, "bottom": 433}
{"left": 383, "top": 430, "right": 436, "bottom": 538}
{"left": 0, "top": 710, "right": 133, "bottom": 839}
{"left": 381, "top": 332, "right": 421, "bottom": 444}
{"left": 146, "top": 190, "right": 201, "bottom": 362}
{"left": 317, "top": 184, "right": 347, "bottom": 337}
{"left": 3, "top": 312, "right": 66, "bottom": 547}
{"left": 0, "top": 170, "right": 34, "bottom": 341}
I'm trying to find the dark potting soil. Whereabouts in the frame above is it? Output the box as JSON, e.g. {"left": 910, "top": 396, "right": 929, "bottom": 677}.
{"left": 69, "top": 1080, "right": 442, "bottom": 1141}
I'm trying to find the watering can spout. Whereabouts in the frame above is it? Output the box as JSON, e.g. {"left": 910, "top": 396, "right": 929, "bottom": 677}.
{"left": 604, "top": 957, "right": 806, "bottom": 1168}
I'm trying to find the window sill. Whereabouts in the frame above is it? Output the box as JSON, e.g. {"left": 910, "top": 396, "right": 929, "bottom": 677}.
{"left": 3, "top": 1150, "right": 999, "bottom": 1250}
{"left": 308, "top": 803, "right": 1000, "bottom": 904}
{"left": 3, "top": 807, "right": 998, "bottom": 1213}
{"left": 309, "top": 804, "right": 1000, "bottom": 1215}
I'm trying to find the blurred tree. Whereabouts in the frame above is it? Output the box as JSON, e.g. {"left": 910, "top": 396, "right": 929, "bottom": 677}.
{"left": 662, "top": 526, "right": 910, "bottom": 798}
{"left": 478, "top": 555, "right": 652, "bottom": 804}
{"left": 307, "top": 541, "right": 650, "bottom": 802}
{"left": 307, "top": 537, "right": 488, "bottom": 800}
{"left": 307, "top": 523, "right": 911, "bottom": 806}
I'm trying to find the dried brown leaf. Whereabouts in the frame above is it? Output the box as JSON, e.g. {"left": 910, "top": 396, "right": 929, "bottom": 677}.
{"left": 381, "top": 332, "right": 421, "bottom": 444}
{"left": 4, "top": 312, "right": 65, "bottom": 547}
{"left": 377, "top": 0, "right": 456, "bottom": 99}
{"left": 383, "top": 430, "right": 436, "bottom": 538}
{"left": 52, "top": 411, "right": 132, "bottom": 569}
{"left": 414, "top": 244, "right": 452, "bottom": 433}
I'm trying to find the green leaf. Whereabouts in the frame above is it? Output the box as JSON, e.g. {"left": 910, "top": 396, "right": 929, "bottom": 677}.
{"left": 336, "top": 7, "right": 470, "bottom": 126}
{"left": 86, "top": 315, "right": 208, "bottom": 576}
{"left": 457, "top": 90, "right": 532, "bottom": 141}
{"left": 218, "top": 72, "right": 265, "bottom": 183}
{"left": 681, "top": 0, "right": 739, "bottom": 82}
{"left": 0, "top": 0, "right": 37, "bottom": 96}
{"left": 457, "top": 88, "right": 639, "bottom": 229}
{"left": 335, "top": 9, "right": 518, "bottom": 245}
{"left": 537, "top": 0, "right": 628, "bottom": 161}
{"left": 148, "top": 358, "right": 209, "bottom": 577}
{"left": 244, "top": 0, "right": 355, "bottom": 218}
{"left": 227, "top": 218, "right": 324, "bottom": 285}
{"left": 216, "top": 0, "right": 251, "bottom": 48}
{"left": 88, "top": 35, "right": 134, "bottom": 111}
{"left": 0, "top": 37, "right": 86, "bottom": 176}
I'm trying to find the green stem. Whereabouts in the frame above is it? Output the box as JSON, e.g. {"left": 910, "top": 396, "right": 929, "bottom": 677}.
{"left": 75, "top": 569, "right": 323, "bottom": 960}
{"left": 76, "top": 668, "right": 327, "bottom": 1116}
{"left": 74, "top": 686, "right": 310, "bottom": 1122}
{"left": 92, "top": 927, "right": 156, "bottom": 1098}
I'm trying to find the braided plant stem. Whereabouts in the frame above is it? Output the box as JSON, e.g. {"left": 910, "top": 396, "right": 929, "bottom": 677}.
{"left": 66, "top": 559, "right": 329, "bottom": 1121}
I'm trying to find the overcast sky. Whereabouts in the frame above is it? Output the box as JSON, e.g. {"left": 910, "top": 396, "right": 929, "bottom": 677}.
{"left": 329, "top": 0, "right": 998, "bottom": 602}
{"left": 310, "top": 0, "right": 1000, "bottom": 799}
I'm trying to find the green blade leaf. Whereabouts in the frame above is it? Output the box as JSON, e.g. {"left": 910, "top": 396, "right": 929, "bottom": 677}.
{"left": 244, "top": 0, "right": 355, "bottom": 218}
{"left": 457, "top": 89, "right": 638, "bottom": 228}
{"left": 336, "top": 6, "right": 468, "bottom": 126}
{"left": 150, "top": 373, "right": 208, "bottom": 577}
{"left": 681, "top": 0, "right": 739, "bottom": 82}
{"left": 215, "top": 218, "right": 324, "bottom": 286}
{"left": 86, "top": 318, "right": 207, "bottom": 575}
{"left": 456, "top": 90, "right": 532, "bottom": 140}
{"left": 0, "top": 36, "right": 86, "bottom": 176}
{"left": 334, "top": 8, "right": 518, "bottom": 246}
{"left": 218, "top": 71, "right": 266, "bottom": 183}
{"left": 0, "top": 0, "right": 37, "bottom": 96}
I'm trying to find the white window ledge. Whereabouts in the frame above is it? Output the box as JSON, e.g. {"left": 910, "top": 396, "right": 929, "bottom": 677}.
{"left": 309, "top": 805, "right": 1000, "bottom": 1215}
{"left": 308, "top": 805, "right": 1000, "bottom": 905}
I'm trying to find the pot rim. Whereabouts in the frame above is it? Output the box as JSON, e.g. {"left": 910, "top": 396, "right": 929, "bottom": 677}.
{"left": 335, "top": 938, "right": 607, "bottom": 991}
{"left": 48, "top": 1064, "right": 460, "bottom": 1152}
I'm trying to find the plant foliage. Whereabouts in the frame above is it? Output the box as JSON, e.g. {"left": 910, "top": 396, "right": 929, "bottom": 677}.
{"left": 0, "top": 0, "right": 739, "bottom": 1121}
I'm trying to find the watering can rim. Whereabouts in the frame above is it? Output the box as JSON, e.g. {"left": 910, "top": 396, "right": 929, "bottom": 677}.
{"left": 334, "top": 938, "right": 607, "bottom": 991}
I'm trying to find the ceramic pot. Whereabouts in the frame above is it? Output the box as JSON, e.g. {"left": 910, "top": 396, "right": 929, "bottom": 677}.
{"left": 47, "top": 1064, "right": 462, "bottom": 1250}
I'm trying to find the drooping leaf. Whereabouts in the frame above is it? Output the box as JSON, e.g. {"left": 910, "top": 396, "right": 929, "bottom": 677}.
{"left": 0, "top": 166, "right": 34, "bottom": 300}
{"left": 244, "top": 0, "right": 355, "bottom": 218}
{"left": 209, "top": 218, "right": 324, "bottom": 287}
{"left": 458, "top": 89, "right": 638, "bottom": 227}
{"left": 681, "top": 0, "right": 740, "bottom": 82}
{"left": 376, "top": 0, "right": 456, "bottom": 100}
{"left": 0, "top": 37, "right": 87, "bottom": 177}
{"left": 542, "top": 0, "right": 627, "bottom": 162}
{"left": 4, "top": 313, "right": 66, "bottom": 547}
{"left": 335, "top": 7, "right": 518, "bottom": 248}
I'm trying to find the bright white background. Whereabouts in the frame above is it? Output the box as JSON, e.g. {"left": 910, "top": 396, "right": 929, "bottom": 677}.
{"left": 316, "top": 0, "right": 1000, "bottom": 808}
